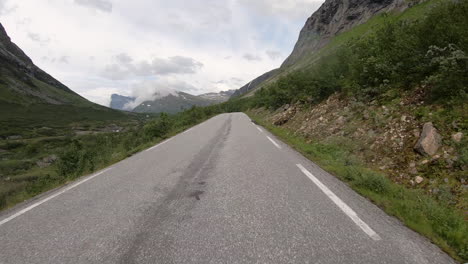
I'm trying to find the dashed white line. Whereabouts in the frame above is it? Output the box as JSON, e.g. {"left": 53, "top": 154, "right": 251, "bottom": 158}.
{"left": 256, "top": 126, "right": 263, "bottom": 133}
{"left": 267, "top": 136, "right": 282, "bottom": 149}
{"left": 296, "top": 164, "right": 381, "bottom": 241}
{"left": 145, "top": 138, "right": 173, "bottom": 152}
{"left": 0, "top": 167, "right": 113, "bottom": 227}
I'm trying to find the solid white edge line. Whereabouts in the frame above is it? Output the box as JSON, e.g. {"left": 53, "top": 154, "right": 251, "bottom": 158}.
{"left": 0, "top": 167, "right": 113, "bottom": 227}
{"left": 145, "top": 138, "right": 172, "bottom": 152}
{"left": 256, "top": 126, "right": 263, "bottom": 132}
{"left": 296, "top": 164, "right": 381, "bottom": 241}
{"left": 266, "top": 136, "right": 282, "bottom": 149}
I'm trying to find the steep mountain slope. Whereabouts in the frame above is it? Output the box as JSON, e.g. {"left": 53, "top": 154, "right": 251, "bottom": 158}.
{"left": 282, "top": 0, "right": 409, "bottom": 67}
{"left": 231, "top": 0, "right": 414, "bottom": 97}
{"left": 0, "top": 23, "right": 126, "bottom": 134}
{"left": 231, "top": 69, "right": 279, "bottom": 97}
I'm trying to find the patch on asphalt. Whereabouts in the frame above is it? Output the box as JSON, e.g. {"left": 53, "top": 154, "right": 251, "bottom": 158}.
{"left": 189, "top": 190, "right": 204, "bottom": 200}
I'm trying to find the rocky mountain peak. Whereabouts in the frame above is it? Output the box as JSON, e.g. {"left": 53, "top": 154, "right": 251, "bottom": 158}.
{"left": 282, "top": 0, "right": 411, "bottom": 67}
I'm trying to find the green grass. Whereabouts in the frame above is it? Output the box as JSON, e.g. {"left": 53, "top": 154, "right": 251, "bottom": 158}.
{"left": 247, "top": 110, "right": 468, "bottom": 262}
{"left": 0, "top": 105, "right": 225, "bottom": 211}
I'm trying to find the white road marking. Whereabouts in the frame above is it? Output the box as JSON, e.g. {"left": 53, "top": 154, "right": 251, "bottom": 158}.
{"left": 267, "top": 136, "right": 282, "bottom": 149}
{"left": 256, "top": 126, "right": 263, "bottom": 133}
{"left": 145, "top": 138, "right": 173, "bottom": 152}
{"left": 0, "top": 167, "right": 113, "bottom": 227}
{"left": 296, "top": 164, "right": 382, "bottom": 241}
{"left": 183, "top": 127, "right": 193, "bottom": 134}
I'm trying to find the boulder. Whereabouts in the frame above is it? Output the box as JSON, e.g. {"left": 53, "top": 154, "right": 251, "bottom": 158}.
{"left": 36, "top": 155, "right": 58, "bottom": 168}
{"left": 7, "top": 135, "right": 22, "bottom": 140}
{"left": 415, "top": 176, "right": 424, "bottom": 184}
{"left": 414, "top": 122, "right": 441, "bottom": 156}
{"left": 452, "top": 132, "right": 463, "bottom": 143}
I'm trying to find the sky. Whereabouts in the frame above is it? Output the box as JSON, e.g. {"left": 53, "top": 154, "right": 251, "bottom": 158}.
{"left": 0, "top": 0, "right": 324, "bottom": 106}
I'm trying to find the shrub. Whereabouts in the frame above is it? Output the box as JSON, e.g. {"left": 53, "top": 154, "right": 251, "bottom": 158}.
{"left": 144, "top": 113, "right": 173, "bottom": 139}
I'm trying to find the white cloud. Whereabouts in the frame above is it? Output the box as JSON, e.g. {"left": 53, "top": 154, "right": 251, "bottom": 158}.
{"left": 243, "top": 53, "right": 262, "bottom": 61}
{"left": 74, "top": 0, "right": 112, "bottom": 13}
{"left": 0, "top": 0, "right": 16, "bottom": 16}
{"left": 101, "top": 54, "right": 203, "bottom": 80}
{"left": 266, "top": 50, "right": 282, "bottom": 60}
{"left": 0, "top": 0, "right": 326, "bottom": 106}
{"left": 237, "top": 0, "right": 323, "bottom": 19}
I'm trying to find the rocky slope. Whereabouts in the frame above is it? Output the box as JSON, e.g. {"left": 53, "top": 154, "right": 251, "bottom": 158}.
{"left": 255, "top": 89, "right": 466, "bottom": 211}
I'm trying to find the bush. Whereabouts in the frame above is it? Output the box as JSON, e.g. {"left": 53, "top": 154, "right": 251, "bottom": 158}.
{"left": 144, "top": 113, "right": 173, "bottom": 139}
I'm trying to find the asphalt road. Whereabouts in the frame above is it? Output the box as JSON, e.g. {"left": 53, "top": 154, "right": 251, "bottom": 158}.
{"left": 0, "top": 113, "right": 455, "bottom": 264}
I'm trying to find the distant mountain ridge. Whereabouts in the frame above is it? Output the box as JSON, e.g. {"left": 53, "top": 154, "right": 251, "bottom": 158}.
{"left": 110, "top": 90, "right": 235, "bottom": 114}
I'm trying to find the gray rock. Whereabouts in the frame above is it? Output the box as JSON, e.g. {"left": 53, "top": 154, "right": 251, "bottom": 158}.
{"left": 414, "top": 122, "right": 442, "bottom": 156}
{"left": 452, "top": 132, "right": 463, "bottom": 143}
{"left": 7, "top": 135, "right": 22, "bottom": 140}
{"left": 36, "top": 155, "right": 58, "bottom": 168}
{"left": 415, "top": 176, "right": 424, "bottom": 184}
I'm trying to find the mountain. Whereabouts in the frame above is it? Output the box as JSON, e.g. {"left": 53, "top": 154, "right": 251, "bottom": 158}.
{"left": 109, "top": 94, "right": 136, "bottom": 111}
{"left": 0, "top": 23, "right": 85, "bottom": 104}
{"left": 231, "top": 69, "right": 279, "bottom": 97}
{"left": 231, "top": 0, "right": 412, "bottom": 97}
{"left": 0, "top": 22, "right": 126, "bottom": 134}
{"left": 110, "top": 90, "right": 234, "bottom": 114}
{"left": 198, "top": 89, "right": 236, "bottom": 102}
{"left": 282, "top": 0, "right": 408, "bottom": 67}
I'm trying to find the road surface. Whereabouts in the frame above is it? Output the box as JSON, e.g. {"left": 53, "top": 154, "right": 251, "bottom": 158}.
{"left": 0, "top": 113, "right": 454, "bottom": 263}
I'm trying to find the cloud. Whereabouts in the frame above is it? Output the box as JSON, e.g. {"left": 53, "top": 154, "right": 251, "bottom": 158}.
{"left": 123, "top": 78, "right": 199, "bottom": 110}
{"left": 243, "top": 53, "right": 262, "bottom": 61}
{"left": 27, "top": 32, "right": 50, "bottom": 45}
{"left": 266, "top": 50, "right": 282, "bottom": 60}
{"left": 1, "top": 0, "right": 326, "bottom": 105}
{"left": 0, "top": 0, "right": 6, "bottom": 15}
{"left": 74, "top": 0, "right": 112, "bottom": 13}
{"left": 0, "top": 0, "right": 16, "bottom": 16}
{"left": 58, "top": 56, "right": 69, "bottom": 64}
{"left": 101, "top": 53, "right": 204, "bottom": 80}
{"left": 237, "top": 0, "right": 323, "bottom": 20}
{"left": 213, "top": 77, "right": 244, "bottom": 86}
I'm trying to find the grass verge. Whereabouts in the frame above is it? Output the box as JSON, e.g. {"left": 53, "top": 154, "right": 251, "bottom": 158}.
{"left": 247, "top": 110, "right": 468, "bottom": 262}
{"left": 0, "top": 113, "right": 214, "bottom": 212}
